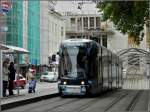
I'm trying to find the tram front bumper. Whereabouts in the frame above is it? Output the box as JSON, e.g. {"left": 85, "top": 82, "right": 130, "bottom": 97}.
{"left": 59, "top": 85, "right": 87, "bottom": 95}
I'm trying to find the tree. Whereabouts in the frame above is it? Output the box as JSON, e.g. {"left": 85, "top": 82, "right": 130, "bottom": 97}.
{"left": 97, "top": 1, "right": 149, "bottom": 45}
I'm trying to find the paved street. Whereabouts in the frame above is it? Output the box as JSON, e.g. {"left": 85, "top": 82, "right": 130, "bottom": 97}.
{"left": 1, "top": 81, "right": 58, "bottom": 106}
{"left": 3, "top": 90, "right": 149, "bottom": 112}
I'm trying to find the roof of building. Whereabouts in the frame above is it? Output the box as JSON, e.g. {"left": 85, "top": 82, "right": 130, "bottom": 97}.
{"left": 63, "top": 38, "right": 92, "bottom": 43}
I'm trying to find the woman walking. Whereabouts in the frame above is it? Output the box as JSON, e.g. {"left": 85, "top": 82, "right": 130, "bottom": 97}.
{"left": 26, "top": 69, "right": 36, "bottom": 93}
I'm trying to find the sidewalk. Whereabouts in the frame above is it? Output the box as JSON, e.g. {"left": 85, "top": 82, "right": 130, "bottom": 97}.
{"left": 1, "top": 82, "right": 59, "bottom": 111}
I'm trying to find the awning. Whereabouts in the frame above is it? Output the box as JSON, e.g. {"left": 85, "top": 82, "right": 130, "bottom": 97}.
{"left": 1, "top": 44, "right": 29, "bottom": 54}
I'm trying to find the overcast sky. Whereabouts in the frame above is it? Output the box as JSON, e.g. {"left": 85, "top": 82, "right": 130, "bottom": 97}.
{"left": 55, "top": 1, "right": 100, "bottom": 14}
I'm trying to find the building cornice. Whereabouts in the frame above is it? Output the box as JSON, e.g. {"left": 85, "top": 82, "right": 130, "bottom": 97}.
{"left": 49, "top": 10, "right": 65, "bottom": 20}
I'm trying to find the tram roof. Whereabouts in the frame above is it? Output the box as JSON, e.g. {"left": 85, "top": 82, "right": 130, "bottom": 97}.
{"left": 63, "top": 39, "right": 92, "bottom": 43}
{"left": 62, "top": 39, "right": 120, "bottom": 58}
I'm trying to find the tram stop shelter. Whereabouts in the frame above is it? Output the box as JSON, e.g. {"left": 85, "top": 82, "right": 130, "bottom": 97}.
{"left": 117, "top": 48, "right": 150, "bottom": 89}
{"left": 0, "top": 44, "right": 29, "bottom": 98}
{"left": 117, "top": 48, "right": 150, "bottom": 112}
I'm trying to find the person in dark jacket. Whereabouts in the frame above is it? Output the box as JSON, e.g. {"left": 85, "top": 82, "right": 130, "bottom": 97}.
{"left": 8, "top": 62, "right": 16, "bottom": 95}
{"left": 3, "top": 61, "right": 9, "bottom": 97}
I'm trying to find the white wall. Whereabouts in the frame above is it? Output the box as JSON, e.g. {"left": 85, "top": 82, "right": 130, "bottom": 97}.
{"left": 22, "top": 1, "right": 28, "bottom": 64}
{"left": 40, "top": 1, "right": 50, "bottom": 65}
{"left": 108, "top": 24, "right": 148, "bottom": 54}
{"left": 107, "top": 29, "right": 128, "bottom": 53}
{"left": 48, "top": 12, "right": 66, "bottom": 56}
{"left": 140, "top": 25, "right": 148, "bottom": 51}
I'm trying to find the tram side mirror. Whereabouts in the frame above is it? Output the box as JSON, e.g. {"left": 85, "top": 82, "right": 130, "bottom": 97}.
{"left": 57, "top": 52, "right": 59, "bottom": 56}
{"left": 58, "top": 49, "right": 63, "bottom": 57}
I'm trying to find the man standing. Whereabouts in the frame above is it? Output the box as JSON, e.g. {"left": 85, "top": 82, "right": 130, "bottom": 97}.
{"left": 8, "top": 62, "right": 16, "bottom": 95}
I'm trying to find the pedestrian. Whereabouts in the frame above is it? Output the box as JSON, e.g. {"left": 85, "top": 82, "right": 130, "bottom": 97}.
{"left": 26, "top": 69, "right": 36, "bottom": 93}
{"left": 28, "top": 77, "right": 36, "bottom": 93}
{"left": 26, "top": 69, "right": 35, "bottom": 81}
{"left": 2, "top": 61, "right": 9, "bottom": 97}
{"left": 8, "top": 62, "right": 16, "bottom": 95}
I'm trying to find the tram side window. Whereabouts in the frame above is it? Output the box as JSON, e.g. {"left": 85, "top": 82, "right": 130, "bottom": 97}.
{"left": 102, "top": 48, "right": 108, "bottom": 81}
{"left": 59, "top": 47, "right": 72, "bottom": 77}
{"left": 112, "top": 56, "right": 115, "bottom": 77}
{"left": 119, "top": 61, "right": 123, "bottom": 86}
{"left": 58, "top": 48, "right": 63, "bottom": 77}
{"left": 112, "top": 56, "right": 117, "bottom": 86}
{"left": 77, "top": 46, "right": 86, "bottom": 69}
{"left": 98, "top": 47, "right": 102, "bottom": 83}
{"left": 87, "top": 44, "right": 98, "bottom": 79}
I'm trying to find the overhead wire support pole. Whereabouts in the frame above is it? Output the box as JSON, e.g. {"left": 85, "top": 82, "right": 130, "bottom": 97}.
{"left": 148, "top": 0, "right": 150, "bottom": 112}
{"left": 0, "top": 50, "right": 6, "bottom": 111}
{"left": 0, "top": 48, "right": 2, "bottom": 112}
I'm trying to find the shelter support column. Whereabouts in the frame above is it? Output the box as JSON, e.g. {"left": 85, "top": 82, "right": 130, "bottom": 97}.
{"left": 0, "top": 50, "right": 3, "bottom": 111}
{"left": 148, "top": 1, "right": 150, "bottom": 111}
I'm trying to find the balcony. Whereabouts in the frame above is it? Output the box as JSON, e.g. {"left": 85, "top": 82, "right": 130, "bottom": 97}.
{"left": 101, "top": 21, "right": 114, "bottom": 35}
{"left": 66, "top": 24, "right": 84, "bottom": 34}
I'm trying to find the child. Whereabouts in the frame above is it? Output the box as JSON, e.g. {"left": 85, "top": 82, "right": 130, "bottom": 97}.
{"left": 28, "top": 78, "right": 36, "bottom": 93}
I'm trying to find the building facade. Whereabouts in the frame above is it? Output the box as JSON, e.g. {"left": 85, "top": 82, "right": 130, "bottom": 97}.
{"left": 28, "top": 1, "right": 40, "bottom": 65}
{"left": 6, "top": 1, "right": 23, "bottom": 47}
{"left": 3, "top": 1, "right": 65, "bottom": 65}
{"left": 0, "top": 14, "right": 7, "bottom": 45}
{"left": 4, "top": 1, "right": 40, "bottom": 65}
{"left": 61, "top": 12, "right": 128, "bottom": 53}
{"left": 5, "top": 1, "right": 23, "bottom": 63}
{"left": 61, "top": 12, "right": 114, "bottom": 48}
{"left": 40, "top": 1, "right": 66, "bottom": 65}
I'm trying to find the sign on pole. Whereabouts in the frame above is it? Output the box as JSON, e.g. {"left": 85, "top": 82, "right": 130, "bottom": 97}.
{"left": 0, "top": 1, "right": 12, "bottom": 111}
{"left": 0, "top": 1, "right": 12, "bottom": 14}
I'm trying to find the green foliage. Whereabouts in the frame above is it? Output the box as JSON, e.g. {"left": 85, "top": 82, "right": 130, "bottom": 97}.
{"left": 97, "top": 1, "right": 149, "bottom": 44}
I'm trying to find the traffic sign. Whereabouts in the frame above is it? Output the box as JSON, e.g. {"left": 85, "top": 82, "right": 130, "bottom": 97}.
{"left": 0, "top": 1, "right": 12, "bottom": 14}
{"left": 0, "top": 26, "right": 8, "bottom": 32}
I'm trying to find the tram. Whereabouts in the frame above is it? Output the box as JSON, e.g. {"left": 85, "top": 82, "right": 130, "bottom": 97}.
{"left": 58, "top": 39, "right": 122, "bottom": 96}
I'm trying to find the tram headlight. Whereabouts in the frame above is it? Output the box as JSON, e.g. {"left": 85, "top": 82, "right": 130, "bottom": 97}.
{"left": 81, "top": 81, "right": 85, "bottom": 85}
{"left": 63, "top": 81, "right": 67, "bottom": 85}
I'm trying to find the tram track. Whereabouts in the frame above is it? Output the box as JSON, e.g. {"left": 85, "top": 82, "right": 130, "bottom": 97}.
{"left": 42, "top": 98, "right": 82, "bottom": 112}
{"left": 20, "top": 97, "right": 80, "bottom": 112}
{"left": 126, "top": 90, "right": 143, "bottom": 111}
{"left": 48, "top": 90, "right": 127, "bottom": 112}
{"left": 45, "top": 90, "right": 123, "bottom": 112}
{"left": 104, "top": 92, "right": 128, "bottom": 112}
{"left": 4, "top": 90, "right": 148, "bottom": 112}
{"left": 104, "top": 90, "right": 143, "bottom": 112}
{"left": 72, "top": 98, "right": 101, "bottom": 112}
{"left": 72, "top": 90, "right": 126, "bottom": 112}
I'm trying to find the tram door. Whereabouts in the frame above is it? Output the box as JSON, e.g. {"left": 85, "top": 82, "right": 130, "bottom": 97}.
{"left": 98, "top": 46, "right": 103, "bottom": 92}
{"left": 112, "top": 55, "right": 116, "bottom": 88}
{"left": 116, "top": 58, "right": 119, "bottom": 88}
{"left": 108, "top": 51, "right": 112, "bottom": 90}
{"left": 102, "top": 48, "right": 109, "bottom": 90}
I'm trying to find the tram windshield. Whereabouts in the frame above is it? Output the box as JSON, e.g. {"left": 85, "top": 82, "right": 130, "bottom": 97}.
{"left": 59, "top": 44, "right": 89, "bottom": 79}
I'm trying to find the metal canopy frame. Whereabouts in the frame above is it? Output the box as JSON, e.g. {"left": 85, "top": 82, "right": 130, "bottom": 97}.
{"left": 117, "top": 48, "right": 150, "bottom": 78}
{"left": 1, "top": 44, "right": 29, "bottom": 54}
